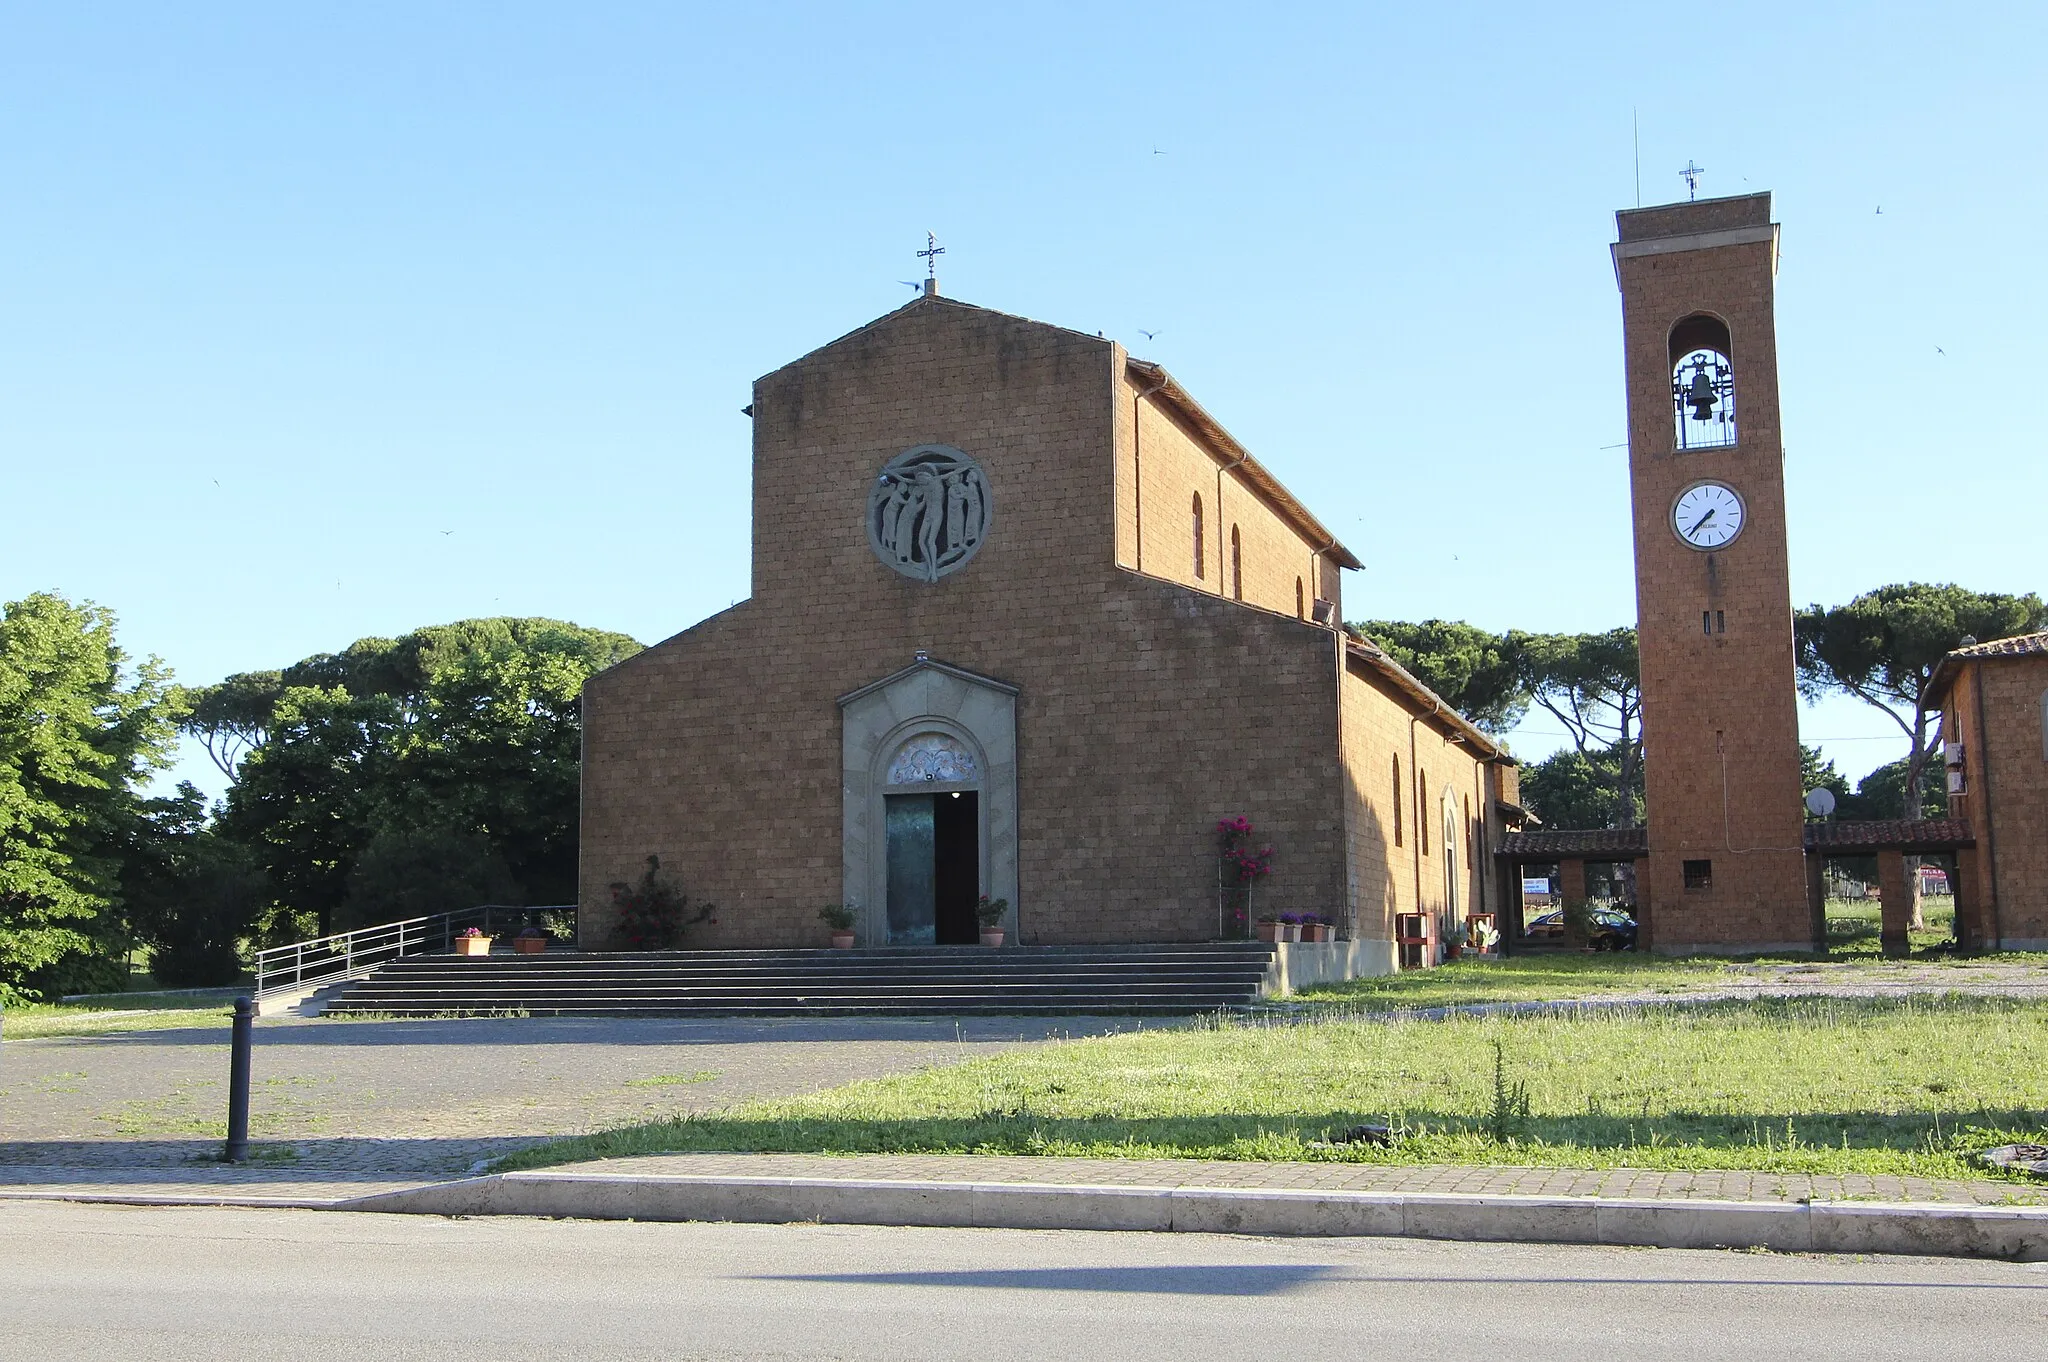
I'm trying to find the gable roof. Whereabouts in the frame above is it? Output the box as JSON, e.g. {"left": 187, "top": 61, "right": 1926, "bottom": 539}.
{"left": 1923, "top": 630, "right": 2048, "bottom": 708}
{"left": 752, "top": 292, "right": 1362, "bottom": 573}
{"left": 1126, "top": 359, "right": 1363, "bottom": 571}
{"left": 1344, "top": 636, "right": 1508, "bottom": 761}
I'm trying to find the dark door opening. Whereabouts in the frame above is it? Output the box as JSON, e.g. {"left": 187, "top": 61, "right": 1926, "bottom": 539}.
{"left": 883, "top": 790, "right": 980, "bottom": 946}
{"left": 934, "top": 790, "right": 980, "bottom": 945}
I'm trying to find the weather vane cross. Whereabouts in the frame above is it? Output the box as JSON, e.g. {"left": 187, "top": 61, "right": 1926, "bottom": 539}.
{"left": 1680, "top": 160, "right": 1705, "bottom": 201}
{"left": 916, "top": 231, "right": 945, "bottom": 281}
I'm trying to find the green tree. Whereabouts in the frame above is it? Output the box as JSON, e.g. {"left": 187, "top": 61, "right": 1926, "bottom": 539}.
{"left": 0, "top": 593, "right": 183, "bottom": 1001}
{"left": 199, "top": 618, "right": 640, "bottom": 937}
{"left": 1519, "top": 742, "right": 1644, "bottom": 831}
{"left": 1517, "top": 628, "right": 1642, "bottom": 828}
{"left": 1795, "top": 583, "right": 2046, "bottom": 819}
{"left": 1348, "top": 620, "right": 1528, "bottom": 733}
{"left": 122, "top": 783, "right": 266, "bottom": 988}
{"left": 337, "top": 824, "right": 518, "bottom": 933}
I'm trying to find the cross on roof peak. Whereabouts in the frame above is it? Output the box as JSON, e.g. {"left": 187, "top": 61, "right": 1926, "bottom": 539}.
{"left": 916, "top": 232, "right": 945, "bottom": 294}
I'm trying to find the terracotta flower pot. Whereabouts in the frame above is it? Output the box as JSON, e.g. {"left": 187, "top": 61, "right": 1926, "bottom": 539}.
{"left": 455, "top": 936, "right": 493, "bottom": 957}
{"left": 513, "top": 936, "right": 546, "bottom": 955}
{"left": 1302, "top": 923, "right": 1329, "bottom": 943}
{"left": 830, "top": 931, "right": 856, "bottom": 949}
{"left": 1256, "top": 922, "right": 1281, "bottom": 944}
{"left": 1280, "top": 922, "right": 1301, "bottom": 943}
{"left": 979, "top": 928, "right": 1005, "bottom": 947}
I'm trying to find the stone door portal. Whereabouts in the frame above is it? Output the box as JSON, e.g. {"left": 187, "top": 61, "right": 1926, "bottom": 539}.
{"left": 839, "top": 659, "right": 1019, "bottom": 948}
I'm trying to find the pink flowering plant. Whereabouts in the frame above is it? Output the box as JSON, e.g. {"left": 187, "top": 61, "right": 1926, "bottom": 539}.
{"left": 1216, "top": 816, "right": 1276, "bottom": 938}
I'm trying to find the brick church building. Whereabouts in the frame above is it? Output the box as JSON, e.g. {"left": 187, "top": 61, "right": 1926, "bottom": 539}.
{"left": 578, "top": 287, "right": 1518, "bottom": 963}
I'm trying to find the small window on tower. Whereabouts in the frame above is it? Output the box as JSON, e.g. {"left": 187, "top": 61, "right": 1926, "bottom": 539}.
{"left": 1683, "top": 859, "right": 1713, "bottom": 891}
{"left": 1716, "top": 610, "right": 1726, "bottom": 634}
{"left": 1702, "top": 611, "right": 1712, "bottom": 636}
{"left": 1670, "top": 314, "right": 1736, "bottom": 451}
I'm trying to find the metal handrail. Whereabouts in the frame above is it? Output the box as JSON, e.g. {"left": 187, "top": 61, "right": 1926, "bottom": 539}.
{"left": 252, "top": 904, "right": 575, "bottom": 999}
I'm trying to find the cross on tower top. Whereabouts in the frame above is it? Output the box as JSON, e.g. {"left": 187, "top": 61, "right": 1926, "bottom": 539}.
{"left": 916, "top": 232, "right": 945, "bottom": 294}
{"left": 1680, "top": 160, "right": 1705, "bottom": 201}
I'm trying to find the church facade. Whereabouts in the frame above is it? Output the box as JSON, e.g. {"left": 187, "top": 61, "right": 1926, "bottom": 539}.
{"left": 578, "top": 291, "right": 1518, "bottom": 959}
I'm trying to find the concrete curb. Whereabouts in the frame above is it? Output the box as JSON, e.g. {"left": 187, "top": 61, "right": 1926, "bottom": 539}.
{"left": 338, "top": 1171, "right": 2048, "bottom": 1261}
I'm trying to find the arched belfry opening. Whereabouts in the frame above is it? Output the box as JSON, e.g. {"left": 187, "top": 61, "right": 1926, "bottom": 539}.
{"left": 1669, "top": 313, "right": 1736, "bottom": 451}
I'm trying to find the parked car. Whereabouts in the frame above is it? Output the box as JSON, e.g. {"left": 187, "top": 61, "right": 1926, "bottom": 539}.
{"left": 1525, "top": 906, "right": 1638, "bottom": 951}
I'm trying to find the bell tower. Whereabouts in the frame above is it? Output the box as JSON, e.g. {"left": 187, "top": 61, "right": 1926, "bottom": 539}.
{"left": 1614, "top": 191, "right": 1814, "bottom": 953}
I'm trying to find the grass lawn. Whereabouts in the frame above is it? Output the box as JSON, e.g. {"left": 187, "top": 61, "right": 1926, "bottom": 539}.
{"left": 497, "top": 997, "right": 2048, "bottom": 1184}
{"left": 2, "top": 991, "right": 238, "bottom": 1041}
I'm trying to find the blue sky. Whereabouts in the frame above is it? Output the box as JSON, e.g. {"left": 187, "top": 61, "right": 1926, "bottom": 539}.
{"left": 4, "top": 2, "right": 2041, "bottom": 800}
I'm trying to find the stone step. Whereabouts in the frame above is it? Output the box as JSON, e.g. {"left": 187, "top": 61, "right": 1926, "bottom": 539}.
{"left": 319, "top": 943, "right": 1275, "bottom": 1017}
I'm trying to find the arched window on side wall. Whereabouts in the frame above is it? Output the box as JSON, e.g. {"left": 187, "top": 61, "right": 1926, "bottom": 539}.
{"left": 2040, "top": 688, "right": 2048, "bottom": 762}
{"left": 1295, "top": 578, "right": 1305, "bottom": 619}
{"left": 1443, "top": 798, "right": 1460, "bottom": 917}
{"left": 1419, "top": 770, "right": 1429, "bottom": 855}
{"left": 1230, "top": 525, "right": 1243, "bottom": 600}
{"left": 1392, "top": 757, "right": 1403, "bottom": 847}
{"left": 1191, "top": 494, "right": 1205, "bottom": 580}
{"left": 1464, "top": 794, "right": 1474, "bottom": 868}
{"left": 1670, "top": 313, "right": 1737, "bottom": 451}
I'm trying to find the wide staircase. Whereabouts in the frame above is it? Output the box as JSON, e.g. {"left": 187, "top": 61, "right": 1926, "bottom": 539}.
{"left": 318, "top": 943, "right": 1278, "bottom": 1017}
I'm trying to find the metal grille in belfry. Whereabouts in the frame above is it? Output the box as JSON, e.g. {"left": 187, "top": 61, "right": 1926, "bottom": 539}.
{"left": 1672, "top": 348, "right": 1737, "bottom": 450}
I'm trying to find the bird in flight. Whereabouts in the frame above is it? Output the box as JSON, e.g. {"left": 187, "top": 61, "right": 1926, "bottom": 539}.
{"left": 1138, "top": 328, "right": 1159, "bottom": 340}
{"left": 1936, "top": 346, "right": 1945, "bottom": 355}
{"left": 1876, "top": 206, "right": 1883, "bottom": 214}
{"left": 898, "top": 281, "right": 921, "bottom": 291}
{"left": 1152, "top": 147, "right": 1166, "bottom": 156}
{"left": 440, "top": 530, "right": 454, "bottom": 536}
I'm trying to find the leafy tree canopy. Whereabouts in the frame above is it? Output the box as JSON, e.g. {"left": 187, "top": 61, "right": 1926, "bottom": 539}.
{"left": 209, "top": 618, "right": 640, "bottom": 937}
{"left": 1795, "top": 584, "right": 2046, "bottom": 817}
{"left": 0, "top": 592, "right": 183, "bottom": 1001}
{"left": 1518, "top": 741, "right": 1645, "bottom": 832}
{"left": 1349, "top": 619, "right": 1529, "bottom": 734}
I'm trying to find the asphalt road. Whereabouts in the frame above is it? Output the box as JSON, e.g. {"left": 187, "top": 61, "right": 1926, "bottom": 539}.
{"left": 5, "top": 1201, "right": 2045, "bottom": 1361}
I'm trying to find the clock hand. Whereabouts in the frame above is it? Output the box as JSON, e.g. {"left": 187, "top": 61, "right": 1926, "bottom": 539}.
{"left": 1688, "top": 508, "right": 1717, "bottom": 536}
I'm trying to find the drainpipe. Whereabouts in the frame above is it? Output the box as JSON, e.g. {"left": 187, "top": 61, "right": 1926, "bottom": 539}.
{"left": 1972, "top": 662, "right": 2006, "bottom": 949}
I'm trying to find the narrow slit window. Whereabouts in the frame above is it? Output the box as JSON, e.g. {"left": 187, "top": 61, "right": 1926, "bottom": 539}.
{"left": 1716, "top": 610, "right": 1726, "bottom": 634}
{"left": 1192, "top": 494, "right": 1205, "bottom": 580}
{"left": 1295, "top": 577, "right": 1305, "bottom": 618}
{"left": 1419, "top": 771, "right": 1429, "bottom": 855}
{"left": 1702, "top": 611, "right": 1712, "bottom": 636}
{"left": 1392, "top": 757, "right": 1403, "bottom": 847}
{"left": 1230, "top": 525, "right": 1243, "bottom": 600}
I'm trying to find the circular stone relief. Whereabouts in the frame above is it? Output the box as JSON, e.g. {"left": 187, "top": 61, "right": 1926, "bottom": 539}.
{"left": 867, "top": 444, "right": 992, "bottom": 582}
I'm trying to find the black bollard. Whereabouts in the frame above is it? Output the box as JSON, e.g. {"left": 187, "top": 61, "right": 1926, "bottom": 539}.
{"left": 224, "top": 996, "right": 254, "bottom": 1163}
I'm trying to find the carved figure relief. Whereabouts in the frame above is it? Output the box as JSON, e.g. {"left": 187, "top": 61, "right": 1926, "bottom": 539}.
{"left": 867, "top": 444, "right": 991, "bottom": 581}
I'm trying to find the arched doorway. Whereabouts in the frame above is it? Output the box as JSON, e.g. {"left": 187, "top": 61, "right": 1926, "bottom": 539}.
{"left": 839, "top": 657, "right": 1020, "bottom": 947}
{"left": 881, "top": 730, "right": 984, "bottom": 945}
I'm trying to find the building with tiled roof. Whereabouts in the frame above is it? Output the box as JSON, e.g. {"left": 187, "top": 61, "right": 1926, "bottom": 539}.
{"left": 1923, "top": 631, "right": 2048, "bottom": 950}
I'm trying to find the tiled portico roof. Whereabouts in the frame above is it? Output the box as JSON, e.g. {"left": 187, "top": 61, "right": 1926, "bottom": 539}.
{"left": 1803, "top": 818, "right": 1976, "bottom": 855}
{"left": 1499, "top": 827, "right": 1648, "bottom": 861}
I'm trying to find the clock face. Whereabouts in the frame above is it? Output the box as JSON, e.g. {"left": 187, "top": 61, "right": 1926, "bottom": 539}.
{"left": 1671, "top": 481, "right": 1745, "bottom": 550}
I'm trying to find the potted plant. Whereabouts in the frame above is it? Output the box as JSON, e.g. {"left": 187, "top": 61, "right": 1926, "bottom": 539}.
{"left": 1301, "top": 914, "right": 1330, "bottom": 944}
{"left": 1255, "top": 914, "right": 1281, "bottom": 944}
{"left": 975, "top": 895, "right": 1010, "bottom": 947}
{"left": 455, "top": 927, "right": 493, "bottom": 957}
{"left": 818, "top": 904, "right": 857, "bottom": 949}
{"left": 1469, "top": 918, "right": 1500, "bottom": 955}
{"left": 1278, "top": 913, "right": 1302, "bottom": 943}
{"left": 513, "top": 926, "right": 547, "bottom": 956}
{"left": 1442, "top": 918, "right": 1469, "bottom": 961}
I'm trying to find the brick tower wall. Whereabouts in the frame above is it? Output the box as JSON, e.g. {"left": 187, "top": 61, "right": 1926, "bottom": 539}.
{"left": 1615, "top": 194, "right": 1814, "bottom": 952}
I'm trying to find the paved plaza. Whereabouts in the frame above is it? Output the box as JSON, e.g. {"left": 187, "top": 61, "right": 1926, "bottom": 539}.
{"left": 0, "top": 1012, "right": 1147, "bottom": 1196}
